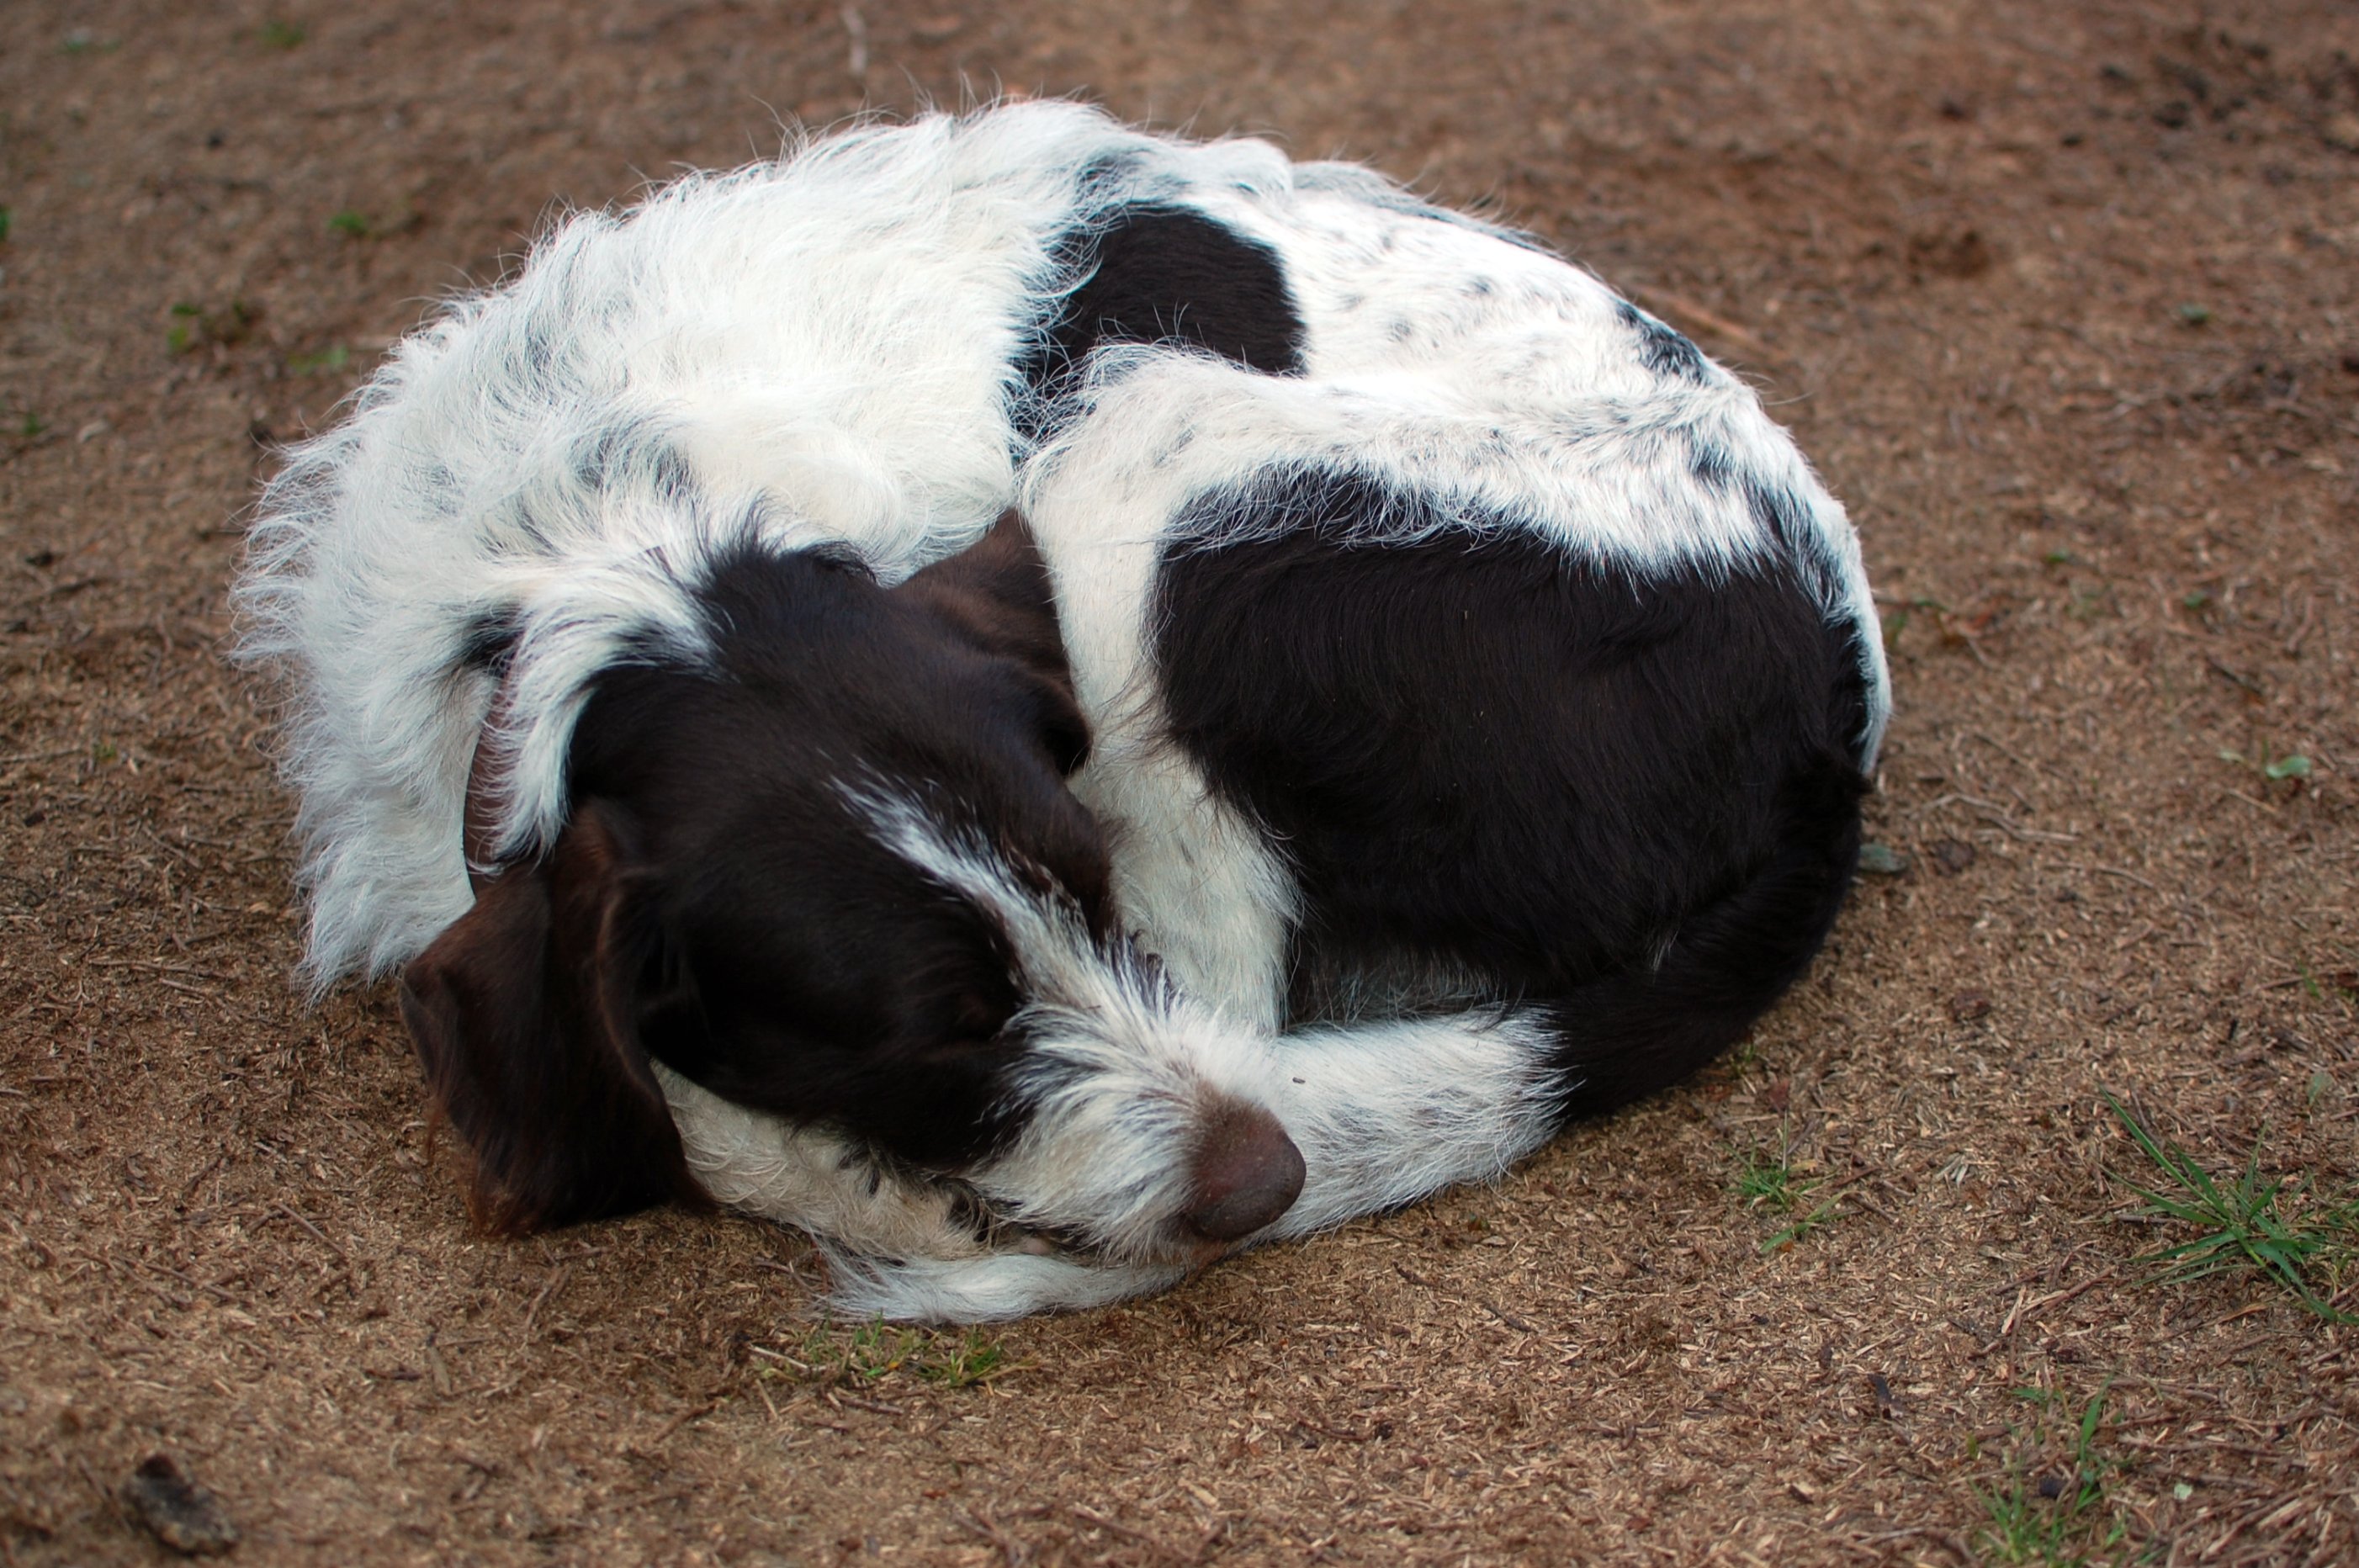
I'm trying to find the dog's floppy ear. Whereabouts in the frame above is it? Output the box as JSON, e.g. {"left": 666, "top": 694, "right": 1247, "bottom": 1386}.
{"left": 900, "top": 509, "right": 1091, "bottom": 773}
{"left": 400, "top": 799, "right": 706, "bottom": 1234}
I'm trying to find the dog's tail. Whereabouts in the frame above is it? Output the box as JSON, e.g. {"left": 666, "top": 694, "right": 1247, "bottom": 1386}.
{"left": 1535, "top": 735, "right": 1869, "bottom": 1120}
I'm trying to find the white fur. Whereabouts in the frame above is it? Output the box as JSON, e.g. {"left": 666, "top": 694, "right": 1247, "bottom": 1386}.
{"left": 658, "top": 786, "right": 1296, "bottom": 1320}
{"left": 1116, "top": 172, "right": 1889, "bottom": 754}
{"left": 1010, "top": 243, "right": 1891, "bottom": 1295}
{"left": 239, "top": 102, "right": 1289, "bottom": 988}
{"left": 660, "top": 1062, "right": 1190, "bottom": 1322}
{"left": 846, "top": 785, "right": 1280, "bottom": 1258}
{"left": 657, "top": 1062, "right": 993, "bottom": 1263}
{"left": 1264, "top": 1011, "right": 1569, "bottom": 1238}
{"left": 820, "top": 1251, "right": 1189, "bottom": 1322}
{"left": 242, "top": 102, "right": 1889, "bottom": 1321}
{"left": 681, "top": 785, "right": 1570, "bottom": 1320}
{"left": 1024, "top": 347, "right": 1879, "bottom": 1017}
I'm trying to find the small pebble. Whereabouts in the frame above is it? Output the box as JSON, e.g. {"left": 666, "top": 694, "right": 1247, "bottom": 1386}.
{"left": 1929, "top": 838, "right": 1977, "bottom": 876}
{"left": 124, "top": 1454, "right": 238, "bottom": 1557}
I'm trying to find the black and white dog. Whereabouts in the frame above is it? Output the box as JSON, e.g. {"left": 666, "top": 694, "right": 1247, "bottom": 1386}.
{"left": 239, "top": 103, "right": 1888, "bottom": 1319}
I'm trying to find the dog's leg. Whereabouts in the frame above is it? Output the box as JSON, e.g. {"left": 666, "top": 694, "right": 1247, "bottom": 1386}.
{"left": 662, "top": 1062, "right": 1195, "bottom": 1322}
{"left": 655, "top": 1063, "right": 995, "bottom": 1263}
{"left": 1257, "top": 1009, "right": 1566, "bottom": 1240}
{"left": 1071, "top": 739, "right": 1295, "bottom": 1030}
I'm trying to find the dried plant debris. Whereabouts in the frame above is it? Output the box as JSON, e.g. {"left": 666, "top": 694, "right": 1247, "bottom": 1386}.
{"left": 756, "top": 1320, "right": 1026, "bottom": 1391}
{"left": 7, "top": 0, "right": 2359, "bottom": 1562}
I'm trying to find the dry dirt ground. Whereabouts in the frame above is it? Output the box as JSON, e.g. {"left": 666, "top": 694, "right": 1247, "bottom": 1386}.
{"left": 4, "top": 1, "right": 2359, "bottom": 1563}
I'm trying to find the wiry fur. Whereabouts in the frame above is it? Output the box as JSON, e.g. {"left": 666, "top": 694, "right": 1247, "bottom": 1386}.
{"left": 1023, "top": 347, "right": 1885, "bottom": 1019}
{"left": 841, "top": 783, "right": 1287, "bottom": 1259}
{"left": 241, "top": 101, "right": 1888, "bottom": 1321}
{"left": 237, "top": 103, "right": 1292, "bottom": 988}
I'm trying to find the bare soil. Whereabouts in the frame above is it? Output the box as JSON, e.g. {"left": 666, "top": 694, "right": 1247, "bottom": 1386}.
{"left": 5, "top": 1, "right": 2358, "bottom": 1562}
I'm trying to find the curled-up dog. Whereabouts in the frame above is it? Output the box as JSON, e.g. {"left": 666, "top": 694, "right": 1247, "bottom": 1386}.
{"left": 238, "top": 102, "right": 1888, "bottom": 1320}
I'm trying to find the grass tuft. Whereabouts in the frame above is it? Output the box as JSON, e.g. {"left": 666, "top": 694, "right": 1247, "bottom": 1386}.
{"left": 2295, "top": 962, "right": 2358, "bottom": 1009}
{"left": 2105, "top": 1093, "right": 2359, "bottom": 1322}
{"left": 914, "top": 1326, "right": 1012, "bottom": 1388}
{"left": 326, "top": 206, "right": 422, "bottom": 242}
{"left": 285, "top": 344, "right": 350, "bottom": 375}
{"left": 1735, "top": 1131, "right": 1837, "bottom": 1253}
{"left": 763, "top": 1319, "right": 1023, "bottom": 1391}
{"left": 2217, "top": 742, "right": 2314, "bottom": 786}
{"left": 1973, "top": 1387, "right": 2131, "bottom": 1566}
{"left": 167, "top": 299, "right": 257, "bottom": 355}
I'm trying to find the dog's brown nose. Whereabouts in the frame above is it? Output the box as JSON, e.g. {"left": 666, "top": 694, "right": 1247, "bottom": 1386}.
{"left": 1180, "top": 1099, "right": 1305, "bottom": 1242}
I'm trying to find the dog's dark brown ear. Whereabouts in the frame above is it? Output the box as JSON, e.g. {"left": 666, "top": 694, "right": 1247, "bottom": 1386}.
{"left": 400, "top": 800, "right": 705, "bottom": 1234}
{"left": 900, "top": 510, "right": 1090, "bottom": 773}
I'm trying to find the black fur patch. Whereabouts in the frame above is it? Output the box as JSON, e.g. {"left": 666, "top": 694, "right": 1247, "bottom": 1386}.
{"left": 406, "top": 525, "right": 1112, "bottom": 1232}
{"left": 1030, "top": 204, "right": 1307, "bottom": 398}
{"left": 1616, "top": 299, "right": 1711, "bottom": 383}
{"left": 1153, "top": 469, "right": 1868, "bottom": 1116}
{"left": 557, "top": 535, "right": 1109, "bottom": 1173}
{"left": 1688, "top": 436, "right": 1737, "bottom": 495}
{"left": 1743, "top": 477, "right": 1805, "bottom": 548}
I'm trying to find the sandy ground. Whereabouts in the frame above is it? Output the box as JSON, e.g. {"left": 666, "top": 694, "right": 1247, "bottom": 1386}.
{"left": 4, "top": 0, "right": 2358, "bottom": 1562}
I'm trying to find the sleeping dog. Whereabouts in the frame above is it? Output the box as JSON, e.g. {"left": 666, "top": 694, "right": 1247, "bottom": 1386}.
{"left": 239, "top": 103, "right": 1888, "bottom": 1319}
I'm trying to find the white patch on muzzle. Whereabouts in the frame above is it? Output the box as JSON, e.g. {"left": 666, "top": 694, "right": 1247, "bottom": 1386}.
{"left": 846, "top": 783, "right": 1293, "bottom": 1260}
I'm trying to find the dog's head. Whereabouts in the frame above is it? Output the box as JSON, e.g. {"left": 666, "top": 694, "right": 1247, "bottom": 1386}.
{"left": 399, "top": 511, "right": 1302, "bottom": 1270}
